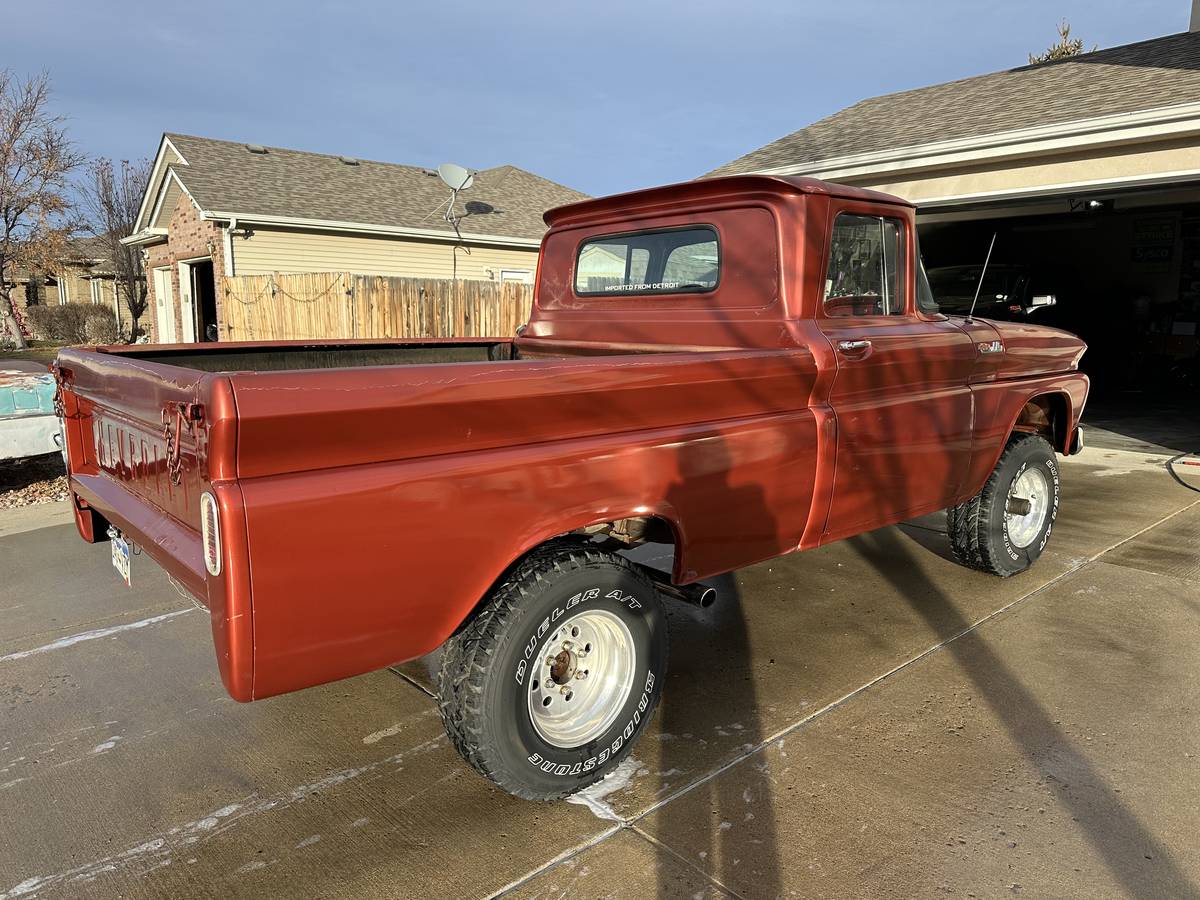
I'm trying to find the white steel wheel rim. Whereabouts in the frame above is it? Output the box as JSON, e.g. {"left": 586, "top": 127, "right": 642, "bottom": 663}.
{"left": 1006, "top": 467, "right": 1050, "bottom": 549}
{"left": 527, "top": 609, "right": 636, "bottom": 749}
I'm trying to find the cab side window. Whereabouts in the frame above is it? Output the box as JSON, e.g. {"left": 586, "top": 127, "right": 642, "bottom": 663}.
{"left": 823, "top": 214, "right": 907, "bottom": 317}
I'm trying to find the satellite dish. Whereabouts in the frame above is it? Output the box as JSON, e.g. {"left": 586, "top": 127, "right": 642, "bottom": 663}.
{"left": 437, "top": 163, "right": 474, "bottom": 192}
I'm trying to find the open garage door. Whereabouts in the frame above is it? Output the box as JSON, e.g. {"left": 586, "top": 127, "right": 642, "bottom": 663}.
{"left": 918, "top": 183, "right": 1200, "bottom": 456}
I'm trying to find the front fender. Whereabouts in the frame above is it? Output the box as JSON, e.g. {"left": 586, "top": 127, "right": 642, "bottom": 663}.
{"left": 958, "top": 373, "right": 1089, "bottom": 504}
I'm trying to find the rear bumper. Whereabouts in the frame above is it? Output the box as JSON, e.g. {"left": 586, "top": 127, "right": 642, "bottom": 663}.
{"left": 69, "top": 473, "right": 255, "bottom": 702}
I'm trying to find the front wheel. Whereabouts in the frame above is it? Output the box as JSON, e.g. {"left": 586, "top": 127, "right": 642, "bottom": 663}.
{"left": 438, "top": 540, "right": 668, "bottom": 800}
{"left": 948, "top": 433, "right": 1060, "bottom": 577}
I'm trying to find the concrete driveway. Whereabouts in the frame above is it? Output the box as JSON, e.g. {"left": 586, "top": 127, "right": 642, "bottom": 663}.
{"left": 0, "top": 442, "right": 1197, "bottom": 899}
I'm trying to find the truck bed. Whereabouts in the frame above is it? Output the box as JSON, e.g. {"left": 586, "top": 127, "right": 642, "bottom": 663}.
{"left": 56, "top": 337, "right": 822, "bottom": 701}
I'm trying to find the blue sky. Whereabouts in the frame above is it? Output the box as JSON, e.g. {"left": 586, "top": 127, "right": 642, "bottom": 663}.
{"left": 2, "top": 0, "right": 1185, "bottom": 197}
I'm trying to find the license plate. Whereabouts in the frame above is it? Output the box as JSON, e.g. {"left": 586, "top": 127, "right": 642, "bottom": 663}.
{"left": 111, "top": 532, "right": 131, "bottom": 586}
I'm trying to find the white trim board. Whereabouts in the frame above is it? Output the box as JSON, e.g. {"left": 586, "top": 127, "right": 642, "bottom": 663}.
{"left": 203, "top": 210, "right": 543, "bottom": 248}
{"left": 906, "top": 167, "right": 1200, "bottom": 210}
{"left": 133, "top": 134, "right": 189, "bottom": 234}
{"left": 751, "top": 101, "right": 1200, "bottom": 183}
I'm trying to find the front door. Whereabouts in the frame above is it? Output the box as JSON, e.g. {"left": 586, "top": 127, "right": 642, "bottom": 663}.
{"left": 177, "top": 262, "right": 197, "bottom": 343}
{"left": 152, "top": 267, "right": 176, "bottom": 343}
{"left": 816, "top": 206, "right": 976, "bottom": 540}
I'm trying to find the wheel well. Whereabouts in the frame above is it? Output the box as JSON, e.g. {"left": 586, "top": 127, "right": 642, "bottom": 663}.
{"left": 450, "top": 515, "right": 683, "bottom": 641}
{"left": 1013, "top": 393, "right": 1069, "bottom": 452}
{"left": 571, "top": 515, "right": 678, "bottom": 548}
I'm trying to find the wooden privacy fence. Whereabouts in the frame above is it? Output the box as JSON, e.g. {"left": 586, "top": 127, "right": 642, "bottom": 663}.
{"left": 220, "top": 273, "right": 534, "bottom": 341}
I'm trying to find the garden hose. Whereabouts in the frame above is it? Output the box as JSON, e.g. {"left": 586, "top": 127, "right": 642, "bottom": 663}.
{"left": 1167, "top": 450, "right": 1200, "bottom": 493}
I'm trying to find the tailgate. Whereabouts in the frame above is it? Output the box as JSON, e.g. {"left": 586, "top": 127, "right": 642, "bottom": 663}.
{"left": 54, "top": 348, "right": 238, "bottom": 592}
{"left": 55, "top": 348, "right": 252, "bottom": 699}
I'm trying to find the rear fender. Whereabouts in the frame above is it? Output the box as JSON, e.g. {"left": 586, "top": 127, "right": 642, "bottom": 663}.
{"left": 242, "top": 409, "right": 818, "bottom": 699}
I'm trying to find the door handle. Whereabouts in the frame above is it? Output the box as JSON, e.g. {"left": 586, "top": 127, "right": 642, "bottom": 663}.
{"left": 837, "top": 339, "right": 872, "bottom": 353}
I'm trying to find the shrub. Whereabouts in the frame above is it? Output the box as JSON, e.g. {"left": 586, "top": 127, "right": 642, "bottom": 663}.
{"left": 22, "top": 304, "right": 56, "bottom": 341}
{"left": 17, "top": 303, "right": 123, "bottom": 345}
{"left": 48, "top": 303, "right": 90, "bottom": 344}
{"left": 83, "top": 305, "right": 120, "bottom": 344}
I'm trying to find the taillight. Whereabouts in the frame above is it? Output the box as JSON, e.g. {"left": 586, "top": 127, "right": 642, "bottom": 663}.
{"left": 200, "top": 492, "right": 222, "bottom": 577}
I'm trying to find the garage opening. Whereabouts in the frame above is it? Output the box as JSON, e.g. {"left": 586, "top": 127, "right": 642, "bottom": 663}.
{"left": 918, "top": 184, "right": 1200, "bottom": 455}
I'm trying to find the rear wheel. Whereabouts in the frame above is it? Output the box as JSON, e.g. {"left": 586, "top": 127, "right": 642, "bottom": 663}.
{"left": 948, "top": 433, "right": 1060, "bottom": 577}
{"left": 438, "top": 540, "right": 668, "bottom": 800}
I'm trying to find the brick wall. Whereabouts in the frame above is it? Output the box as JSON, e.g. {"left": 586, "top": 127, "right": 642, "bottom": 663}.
{"left": 143, "top": 192, "right": 226, "bottom": 342}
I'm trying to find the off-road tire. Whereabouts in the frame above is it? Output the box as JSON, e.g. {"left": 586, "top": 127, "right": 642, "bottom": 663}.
{"left": 948, "top": 433, "right": 1060, "bottom": 577}
{"left": 437, "top": 540, "right": 668, "bottom": 801}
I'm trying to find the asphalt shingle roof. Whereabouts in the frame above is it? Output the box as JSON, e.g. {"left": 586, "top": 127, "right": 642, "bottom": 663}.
{"left": 708, "top": 30, "right": 1200, "bottom": 176}
{"left": 164, "top": 133, "right": 589, "bottom": 241}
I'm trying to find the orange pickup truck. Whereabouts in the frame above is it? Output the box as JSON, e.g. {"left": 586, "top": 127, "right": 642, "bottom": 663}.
{"left": 55, "top": 175, "right": 1087, "bottom": 800}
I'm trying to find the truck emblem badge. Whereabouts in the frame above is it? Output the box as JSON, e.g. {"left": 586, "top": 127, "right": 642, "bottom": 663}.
{"left": 977, "top": 340, "right": 1004, "bottom": 354}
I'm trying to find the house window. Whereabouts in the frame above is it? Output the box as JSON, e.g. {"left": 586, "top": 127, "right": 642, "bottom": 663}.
{"left": 57, "top": 276, "right": 69, "bottom": 305}
{"left": 574, "top": 226, "right": 720, "bottom": 296}
{"left": 90, "top": 279, "right": 104, "bottom": 305}
{"left": 499, "top": 269, "right": 533, "bottom": 285}
{"left": 823, "top": 214, "right": 906, "bottom": 317}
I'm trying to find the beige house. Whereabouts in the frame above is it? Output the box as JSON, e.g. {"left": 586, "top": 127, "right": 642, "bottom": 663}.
{"left": 710, "top": 28, "right": 1200, "bottom": 394}
{"left": 123, "top": 133, "right": 587, "bottom": 342}
{"left": 12, "top": 235, "right": 127, "bottom": 329}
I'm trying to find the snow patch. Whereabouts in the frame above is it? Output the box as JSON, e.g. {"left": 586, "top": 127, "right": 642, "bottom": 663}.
{"left": 90, "top": 736, "right": 122, "bottom": 755}
{"left": 0, "top": 610, "right": 194, "bottom": 664}
{"left": 362, "top": 723, "right": 405, "bottom": 744}
{"left": 566, "top": 757, "right": 642, "bottom": 822}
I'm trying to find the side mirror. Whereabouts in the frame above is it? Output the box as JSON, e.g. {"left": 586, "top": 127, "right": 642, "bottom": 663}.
{"left": 1030, "top": 294, "right": 1057, "bottom": 308}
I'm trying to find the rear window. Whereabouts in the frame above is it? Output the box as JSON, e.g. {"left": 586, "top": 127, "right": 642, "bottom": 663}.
{"left": 574, "top": 227, "right": 719, "bottom": 296}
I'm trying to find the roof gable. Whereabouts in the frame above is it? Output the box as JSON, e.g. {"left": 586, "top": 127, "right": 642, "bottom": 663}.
{"left": 134, "top": 133, "right": 587, "bottom": 243}
{"left": 710, "top": 29, "right": 1200, "bottom": 176}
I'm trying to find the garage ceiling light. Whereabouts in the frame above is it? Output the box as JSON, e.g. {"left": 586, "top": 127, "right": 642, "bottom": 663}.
{"left": 1069, "top": 198, "right": 1111, "bottom": 213}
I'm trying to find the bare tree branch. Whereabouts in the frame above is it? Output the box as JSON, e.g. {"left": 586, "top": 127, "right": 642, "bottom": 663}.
{"left": 80, "top": 157, "right": 152, "bottom": 339}
{"left": 0, "top": 70, "right": 83, "bottom": 349}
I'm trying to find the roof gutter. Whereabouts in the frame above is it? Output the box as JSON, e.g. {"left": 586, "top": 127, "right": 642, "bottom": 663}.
{"left": 751, "top": 99, "right": 1200, "bottom": 183}
{"left": 202, "top": 210, "right": 543, "bottom": 248}
{"left": 120, "top": 228, "right": 168, "bottom": 247}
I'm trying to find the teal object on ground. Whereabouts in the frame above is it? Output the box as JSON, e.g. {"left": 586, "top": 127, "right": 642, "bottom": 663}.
{"left": 0, "top": 373, "right": 56, "bottom": 417}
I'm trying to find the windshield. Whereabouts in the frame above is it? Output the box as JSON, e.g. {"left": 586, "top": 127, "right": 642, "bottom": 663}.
{"left": 927, "top": 265, "right": 1027, "bottom": 315}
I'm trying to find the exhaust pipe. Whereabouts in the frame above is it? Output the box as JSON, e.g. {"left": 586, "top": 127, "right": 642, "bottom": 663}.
{"left": 641, "top": 566, "right": 717, "bottom": 608}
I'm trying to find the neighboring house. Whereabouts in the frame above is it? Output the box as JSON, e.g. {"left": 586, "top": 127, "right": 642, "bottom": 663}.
{"left": 11, "top": 235, "right": 128, "bottom": 330}
{"left": 123, "top": 133, "right": 588, "bottom": 342}
{"left": 708, "top": 26, "right": 1200, "bottom": 392}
